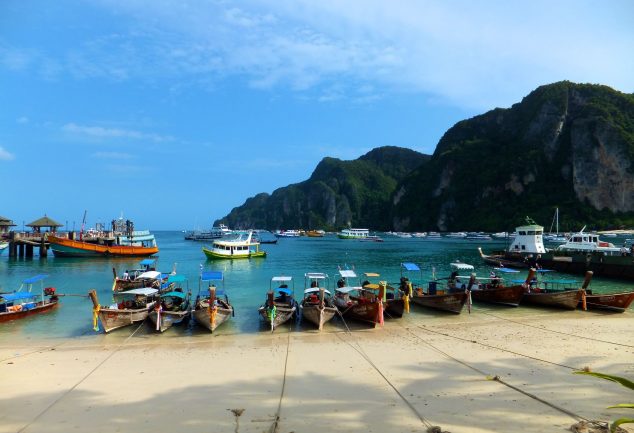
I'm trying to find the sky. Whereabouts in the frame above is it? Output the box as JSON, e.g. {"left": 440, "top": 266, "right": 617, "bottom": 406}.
{"left": 1, "top": 0, "right": 633, "bottom": 230}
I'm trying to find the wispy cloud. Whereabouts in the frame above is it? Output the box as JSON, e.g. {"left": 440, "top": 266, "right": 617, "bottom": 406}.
{"left": 16, "top": 116, "right": 29, "bottom": 124}
{"left": 62, "top": 123, "right": 173, "bottom": 142}
{"left": 0, "top": 146, "right": 15, "bottom": 161}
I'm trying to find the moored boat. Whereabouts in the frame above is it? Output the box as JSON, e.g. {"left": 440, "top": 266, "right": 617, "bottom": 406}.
{"left": 300, "top": 273, "right": 337, "bottom": 330}
{"left": 520, "top": 270, "right": 591, "bottom": 310}
{"left": 334, "top": 269, "right": 384, "bottom": 327}
{"left": 258, "top": 276, "right": 298, "bottom": 332}
{"left": 0, "top": 275, "right": 59, "bottom": 322}
{"left": 337, "top": 228, "right": 370, "bottom": 240}
{"left": 582, "top": 290, "right": 634, "bottom": 312}
{"left": 468, "top": 264, "right": 530, "bottom": 307}
{"left": 192, "top": 271, "right": 234, "bottom": 333}
{"left": 361, "top": 271, "right": 405, "bottom": 318}
{"left": 89, "top": 287, "right": 158, "bottom": 333}
{"left": 111, "top": 259, "right": 170, "bottom": 292}
{"left": 148, "top": 275, "right": 192, "bottom": 332}
{"left": 202, "top": 231, "right": 266, "bottom": 260}
{"left": 401, "top": 262, "right": 469, "bottom": 314}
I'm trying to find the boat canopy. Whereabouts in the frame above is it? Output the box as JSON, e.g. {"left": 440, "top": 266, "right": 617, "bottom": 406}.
{"left": 117, "top": 287, "right": 158, "bottom": 296}
{"left": 201, "top": 271, "right": 223, "bottom": 281}
{"left": 161, "top": 291, "right": 187, "bottom": 299}
{"left": 167, "top": 274, "right": 187, "bottom": 283}
{"left": 494, "top": 267, "right": 520, "bottom": 273}
{"left": 23, "top": 274, "right": 48, "bottom": 284}
{"left": 305, "top": 272, "right": 328, "bottom": 280}
{"left": 1, "top": 292, "right": 38, "bottom": 302}
{"left": 339, "top": 269, "right": 357, "bottom": 278}
{"left": 450, "top": 262, "right": 474, "bottom": 270}
{"left": 137, "top": 271, "right": 161, "bottom": 280}
{"left": 304, "top": 288, "right": 331, "bottom": 295}
{"left": 139, "top": 259, "right": 156, "bottom": 266}
{"left": 401, "top": 263, "right": 420, "bottom": 272}
{"left": 335, "top": 286, "right": 362, "bottom": 294}
{"left": 271, "top": 276, "right": 292, "bottom": 282}
{"left": 364, "top": 272, "right": 380, "bottom": 277}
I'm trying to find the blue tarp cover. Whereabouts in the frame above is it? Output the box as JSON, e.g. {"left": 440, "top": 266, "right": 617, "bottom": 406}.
{"left": 139, "top": 259, "right": 156, "bottom": 266}
{"left": 1, "top": 292, "right": 38, "bottom": 302}
{"left": 277, "top": 288, "right": 292, "bottom": 295}
{"left": 401, "top": 263, "right": 420, "bottom": 271}
{"left": 23, "top": 275, "right": 48, "bottom": 284}
{"left": 494, "top": 267, "right": 520, "bottom": 273}
{"left": 201, "top": 271, "right": 223, "bottom": 281}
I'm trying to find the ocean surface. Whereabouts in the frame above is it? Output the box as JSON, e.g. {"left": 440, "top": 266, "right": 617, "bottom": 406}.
{"left": 1, "top": 231, "right": 631, "bottom": 339}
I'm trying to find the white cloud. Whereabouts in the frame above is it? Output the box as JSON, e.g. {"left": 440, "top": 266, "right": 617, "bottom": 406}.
{"left": 62, "top": 123, "right": 173, "bottom": 142}
{"left": 0, "top": 146, "right": 15, "bottom": 161}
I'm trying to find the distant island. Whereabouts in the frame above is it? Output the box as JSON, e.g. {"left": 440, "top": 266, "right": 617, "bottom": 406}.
{"left": 217, "top": 81, "right": 634, "bottom": 232}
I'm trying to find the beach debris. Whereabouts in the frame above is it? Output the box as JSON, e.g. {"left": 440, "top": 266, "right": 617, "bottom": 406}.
{"left": 570, "top": 420, "right": 627, "bottom": 433}
{"left": 427, "top": 426, "right": 450, "bottom": 433}
{"left": 228, "top": 408, "right": 245, "bottom": 433}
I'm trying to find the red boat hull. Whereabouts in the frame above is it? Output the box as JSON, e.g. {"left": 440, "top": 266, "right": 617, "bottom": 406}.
{"left": 0, "top": 300, "right": 59, "bottom": 322}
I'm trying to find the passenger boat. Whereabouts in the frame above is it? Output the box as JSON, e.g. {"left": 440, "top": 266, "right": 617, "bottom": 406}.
{"left": 192, "top": 271, "right": 234, "bottom": 333}
{"left": 0, "top": 275, "right": 59, "bottom": 322}
{"left": 202, "top": 231, "right": 266, "bottom": 260}
{"left": 519, "top": 271, "right": 592, "bottom": 310}
{"left": 401, "top": 262, "right": 469, "bottom": 314}
{"left": 334, "top": 269, "right": 384, "bottom": 327}
{"left": 148, "top": 275, "right": 192, "bottom": 332}
{"left": 258, "top": 276, "right": 298, "bottom": 332}
{"left": 89, "top": 287, "right": 158, "bottom": 333}
{"left": 300, "top": 273, "right": 337, "bottom": 330}
{"left": 184, "top": 224, "right": 230, "bottom": 241}
{"left": 275, "top": 230, "right": 302, "bottom": 237}
{"left": 361, "top": 271, "right": 405, "bottom": 318}
{"left": 337, "top": 228, "right": 369, "bottom": 240}
{"left": 306, "top": 230, "right": 325, "bottom": 237}
{"left": 48, "top": 217, "right": 158, "bottom": 257}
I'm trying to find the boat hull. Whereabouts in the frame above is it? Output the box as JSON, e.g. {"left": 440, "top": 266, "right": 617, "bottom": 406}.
{"left": 148, "top": 310, "right": 190, "bottom": 333}
{"left": 521, "top": 289, "right": 583, "bottom": 310}
{"left": 384, "top": 298, "right": 405, "bottom": 318}
{"left": 258, "top": 305, "right": 296, "bottom": 331}
{"left": 193, "top": 306, "right": 232, "bottom": 332}
{"left": 335, "top": 300, "right": 381, "bottom": 327}
{"left": 581, "top": 291, "right": 634, "bottom": 312}
{"left": 49, "top": 236, "right": 158, "bottom": 257}
{"left": 540, "top": 252, "right": 634, "bottom": 281}
{"left": 202, "top": 247, "right": 266, "bottom": 260}
{"left": 410, "top": 292, "right": 467, "bottom": 314}
{"left": 97, "top": 304, "right": 153, "bottom": 333}
{"left": 0, "top": 300, "right": 58, "bottom": 322}
{"left": 470, "top": 285, "right": 524, "bottom": 307}
{"left": 300, "top": 304, "right": 337, "bottom": 330}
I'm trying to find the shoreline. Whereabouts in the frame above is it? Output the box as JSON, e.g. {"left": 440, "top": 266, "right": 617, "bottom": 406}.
{"left": 2, "top": 309, "right": 634, "bottom": 433}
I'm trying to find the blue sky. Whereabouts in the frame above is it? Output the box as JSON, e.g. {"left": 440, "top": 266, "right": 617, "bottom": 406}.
{"left": 1, "top": 0, "right": 633, "bottom": 230}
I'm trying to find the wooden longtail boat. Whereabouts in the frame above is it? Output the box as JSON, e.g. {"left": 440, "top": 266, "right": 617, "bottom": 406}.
{"left": 582, "top": 290, "right": 634, "bottom": 312}
{"left": 0, "top": 275, "right": 59, "bottom": 323}
{"left": 521, "top": 271, "right": 591, "bottom": 310}
{"left": 258, "top": 276, "right": 297, "bottom": 332}
{"left": 362, "top": 271, "right": 405, "bottom": 318}
{"left": 193, "top": 271, "right": 234, "bottom": 333}
{"left": 401, "top": 262, "right": 469, "bottom": 314}
{"left": 469, "top": 267, "right": 535, "bottom": 307}
{"left": 89, "top": 288, "right": 157, "bottom": 333}
{"left": 148, "top": 275, "right": 191, "bottom": 332}
{"left": 334, "top": 268, "right": 385, "bottom": 327}
{"left": 112, "top": 259, "right": 161, "bottom": 292}
{"left": 300, "top": 273, "right": 337, "bottom": 331}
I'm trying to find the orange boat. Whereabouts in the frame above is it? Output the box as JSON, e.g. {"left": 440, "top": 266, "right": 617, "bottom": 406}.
{"left": 48, "top": 235, "right": 158, "bottom": 257}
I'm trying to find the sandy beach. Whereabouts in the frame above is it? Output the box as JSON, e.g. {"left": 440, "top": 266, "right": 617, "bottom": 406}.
{"left": 2, "top": 308, "right": 633, "bottom": 433}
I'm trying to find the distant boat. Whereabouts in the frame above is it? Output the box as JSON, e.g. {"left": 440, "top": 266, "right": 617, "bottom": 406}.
{"left": 202, "top": 231, "right": 266, "bottom": 260}
{"left": 446, "top": 232, "right": 467, "bottom": 238}
{"left": 306, "top": 230, "right": 325, "bottom": 238}
{"left": 426, "top": 232, "right": 442, "bottom": 239}
{"left": 337, "top": 228, "right": 370, "bottom": 240}
{"left": 49, "top": 217, "right": 158, "bottom": 257}
{"left": 275, "top": 230, "right": 302, "bottom": 237}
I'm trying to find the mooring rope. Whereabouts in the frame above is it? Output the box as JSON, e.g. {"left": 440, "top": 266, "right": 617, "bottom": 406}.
{"left": 268, "top": 320, "right": 292, "bottom": 433}
{"left": 16, "top": 321, "right": 146, "bottom": 433}
{"left": 479, "top": 310, "right": 634, "bottom": 348}
{"left": 335, "top": 309, "right": 435, "bottom": 430}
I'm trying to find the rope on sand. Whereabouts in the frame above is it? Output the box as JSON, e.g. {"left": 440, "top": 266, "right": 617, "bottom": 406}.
{"left": 267, "top": 321, "right": 292, "bottom": 433}
{"left": 335, "top": 310, "right": 436, "bottom": 431}
{"left": 16, "top": 322, "right": 146, "bottom": 433}
{"left": 479, "top": 311, "right": 634, "bottom": 348}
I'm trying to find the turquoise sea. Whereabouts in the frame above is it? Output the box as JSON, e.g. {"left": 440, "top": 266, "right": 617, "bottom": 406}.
{"left": 1, "top": 232, "right": 631, "bottom": 339}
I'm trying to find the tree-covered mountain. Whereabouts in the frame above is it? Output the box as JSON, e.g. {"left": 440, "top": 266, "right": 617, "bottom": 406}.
{"left": 218, "top": 81, "right": 634, "bottom": 232}
{"left": 216, "top": 146, "right": 430, "bottom": 230}
{"left": 392, "top": 81, "right": 634, "bottom": 231}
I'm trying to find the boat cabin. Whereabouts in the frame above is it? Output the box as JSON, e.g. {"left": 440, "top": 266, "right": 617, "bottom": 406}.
{"left": 508, "top": 223, "right": 546, "bottom": 254}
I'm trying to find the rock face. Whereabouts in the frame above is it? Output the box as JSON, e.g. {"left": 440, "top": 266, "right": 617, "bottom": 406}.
{"left": 391, "top": 81, "right": 634, "bottom": 231}
{"left": 217, "top": 146, "right": 430, "bottom": 230}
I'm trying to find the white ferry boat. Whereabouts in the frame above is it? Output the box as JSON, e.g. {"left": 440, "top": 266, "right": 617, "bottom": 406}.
{"left": 337, "top": 228, "right": 370, "bottom": 239}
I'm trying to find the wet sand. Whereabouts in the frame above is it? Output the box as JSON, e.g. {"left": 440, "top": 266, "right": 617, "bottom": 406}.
{"left": 2, "top": 307, "right": 633, "bottom": 433}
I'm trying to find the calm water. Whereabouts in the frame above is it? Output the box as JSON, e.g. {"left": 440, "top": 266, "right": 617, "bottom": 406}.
{"left": 1, "top": 231, "right": 631, "bottom": 339}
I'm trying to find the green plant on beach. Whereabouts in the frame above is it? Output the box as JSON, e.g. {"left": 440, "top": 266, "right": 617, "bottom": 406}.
{"left": 574, "top": 370, "right": 634, "bottom": 432}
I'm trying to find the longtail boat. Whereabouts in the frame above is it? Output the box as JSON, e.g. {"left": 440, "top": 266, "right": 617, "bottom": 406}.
{"left": 148, "top": 275, "right": 192, "bottom": 333}
{"left": 112, "top": 259, "right": 162, "bottom": 292}
{"left": 0, "top": 275, "right": 59, "bottom": 323}
{"left": 582, "top": 290, "right": 634, "bottom": 312}
{"left": 89, "top": 288, "right": 157, "bottom": 333}
{"left": 361, "top": 271, "right": 405, "bottom": 318}
{"left": 300, "top": 272, "right": 337, "bottom": 331}
{"left": 192, "top": 271, "right": 234, "bottom": 333}
{"left": 400, "top": 262, "right": 469, "bottom": 314}
{"left": 258, "top": 276, "right": 297, "bottom": 332}
{"left": 334, "top": 269, "right": 385, "bottom": 327}
{"left": 469, "top": 265, "right": 530, "bottom": 307}
{"left": 520, "top": 271, "right": 591, "bottom": 310}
